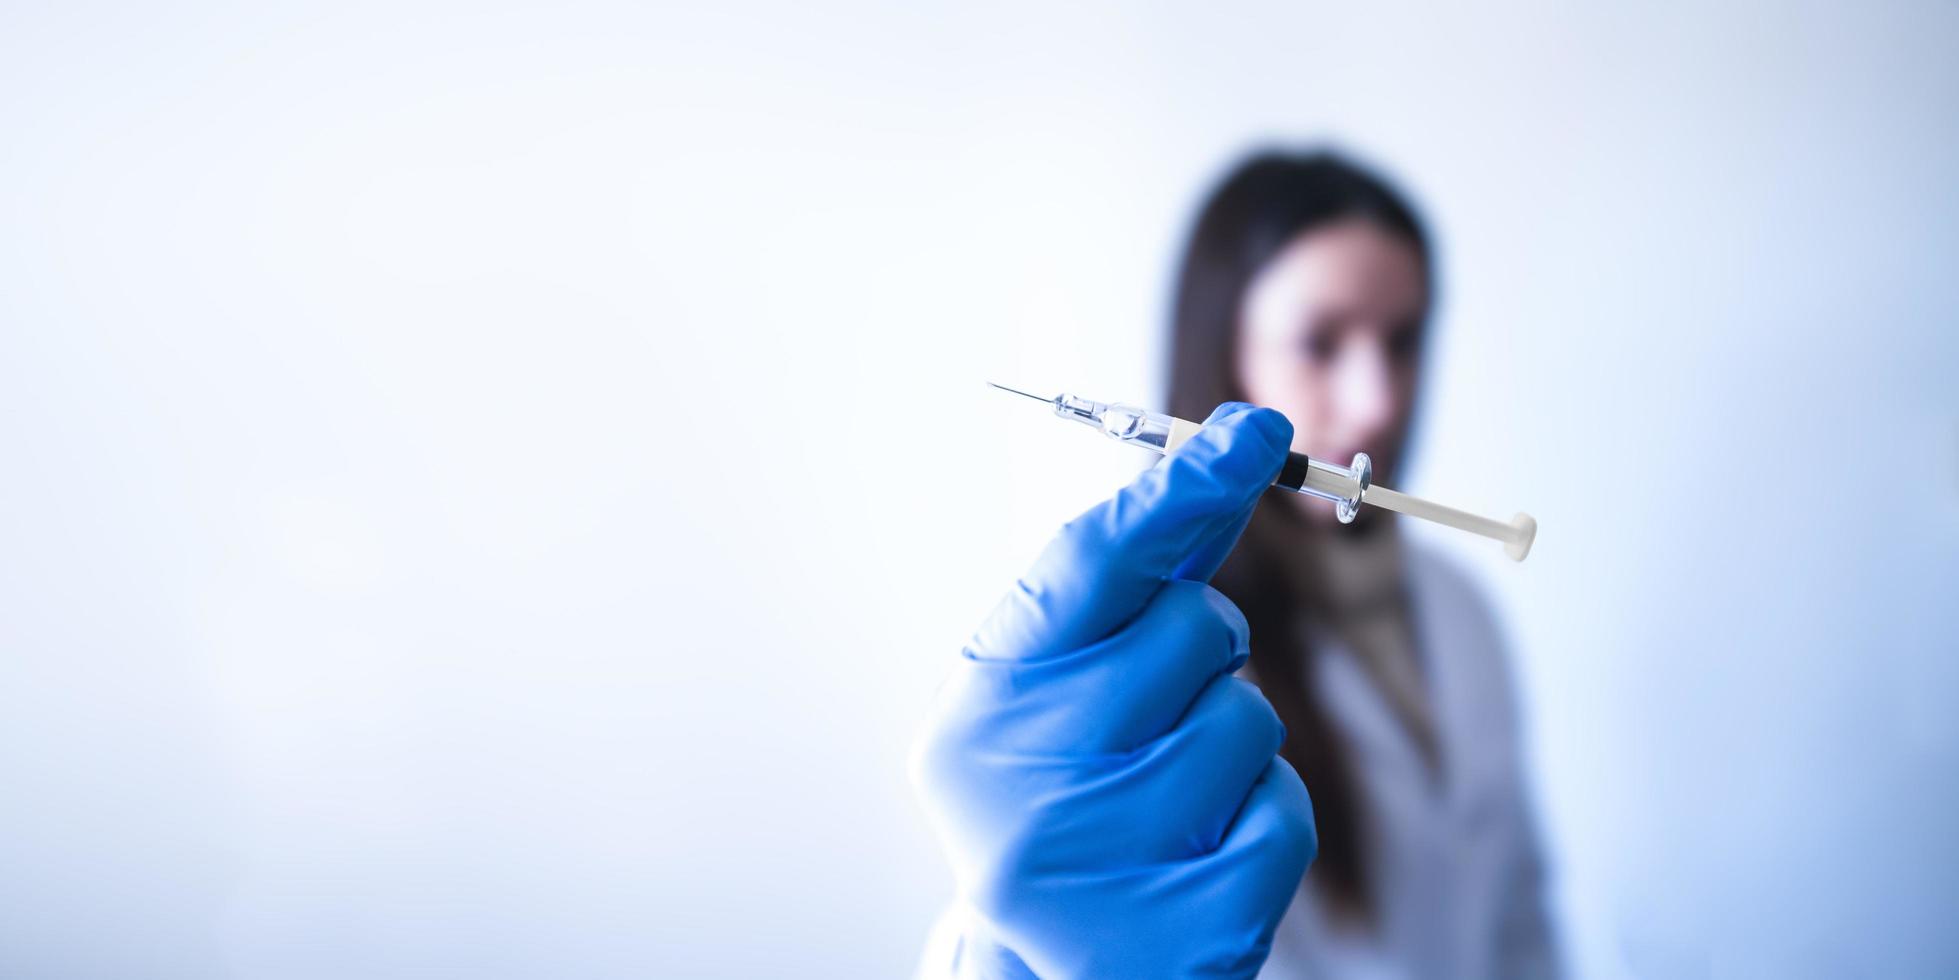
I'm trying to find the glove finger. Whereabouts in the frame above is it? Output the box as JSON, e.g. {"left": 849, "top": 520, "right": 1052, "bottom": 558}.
{"left": 1200, "top": 757, "right": 1318, "bottom": 901}
{"left": 1008, "top": 674, "right": 1285, "bottom": 865}
{"left": 952, "top": 580, "right": 1249, "bottom": 754}
{"left": 969, "top": 403, "right": 1292, "bottom": 664}
{"left": 1173, "top": 493, "right": 1260, "bottom": 584}
{"left": 1139, "top": 675, "right": 1288, "bottom": 858}
{"left": 1141, "top": 759, "right": 1318, "bottom": 976}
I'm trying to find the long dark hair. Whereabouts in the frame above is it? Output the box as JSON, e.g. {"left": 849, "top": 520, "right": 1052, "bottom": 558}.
{"left": 1165, "top": 149, "right": 1432, "bottom": 924}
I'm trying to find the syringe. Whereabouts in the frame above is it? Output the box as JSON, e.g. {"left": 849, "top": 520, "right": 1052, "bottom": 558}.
{"left": 991, "top": 383, "right": 1537, "bottom": 561}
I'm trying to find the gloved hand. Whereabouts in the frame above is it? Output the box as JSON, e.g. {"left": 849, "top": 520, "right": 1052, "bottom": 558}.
{"left": 911, "top": 403, "right": 1318, "bottom": 980}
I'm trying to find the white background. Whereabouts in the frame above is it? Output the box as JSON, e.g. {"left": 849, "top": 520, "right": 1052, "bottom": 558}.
{"left": 3, "top": 3, "right": 1956, "bottom": 976}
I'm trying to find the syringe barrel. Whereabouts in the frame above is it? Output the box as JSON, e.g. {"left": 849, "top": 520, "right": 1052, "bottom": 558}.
{"left": 1086, "top": 400, "right": 1369, "bottom": 523}
{"left": 1281, "top": 454, "right": 1359, "bottom": 503}
{"left": 1025, "top": 389, "right": 1530, "bottom": 556}
{"left": 1096, "top": 403, "right": 1179, "bottom": 452}
{"left": 1275, "top": 451, "right": 1371, "bottom": 522}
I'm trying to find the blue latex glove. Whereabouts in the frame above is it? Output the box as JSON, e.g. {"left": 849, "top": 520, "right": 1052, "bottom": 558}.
{"left": 912, "top": 403, "right": 1318, "bottom": 979}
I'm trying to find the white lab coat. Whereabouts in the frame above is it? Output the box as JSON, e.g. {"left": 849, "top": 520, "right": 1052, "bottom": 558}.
{"left": 1257, "top": 545, "right": 1557, "bottom": 979}
{"left": 917, "top": 545, "right": 1556, "bottom": 979}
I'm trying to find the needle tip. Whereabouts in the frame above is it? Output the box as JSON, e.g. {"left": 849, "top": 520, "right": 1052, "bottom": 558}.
{"left": 987, "top": 381, "right": 1058, "bottom": 404}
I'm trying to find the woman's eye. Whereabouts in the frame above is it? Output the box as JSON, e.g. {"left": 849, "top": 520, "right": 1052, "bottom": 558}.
{"left": 1301, "top": 334, "right": 1338, "bottom": 362}
{"left": 1387, "top": 327, "right": 1422, "bottom": 360}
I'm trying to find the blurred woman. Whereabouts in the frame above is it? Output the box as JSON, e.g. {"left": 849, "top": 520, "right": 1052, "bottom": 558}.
{"left": 1167, "top": 150, "right": 1557, "bottom": 977}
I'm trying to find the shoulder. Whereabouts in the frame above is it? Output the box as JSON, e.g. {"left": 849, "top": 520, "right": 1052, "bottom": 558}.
{"left": 1403, "top": 542, "right": 1523, "bottom": 734}
{"left": 1404, "top": 543, "right": 1503, "bottom": 651}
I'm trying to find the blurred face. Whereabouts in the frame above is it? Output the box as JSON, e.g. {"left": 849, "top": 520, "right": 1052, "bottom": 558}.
{"left": 1234, "top": 219, "right": 1428, "bottom": 525}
